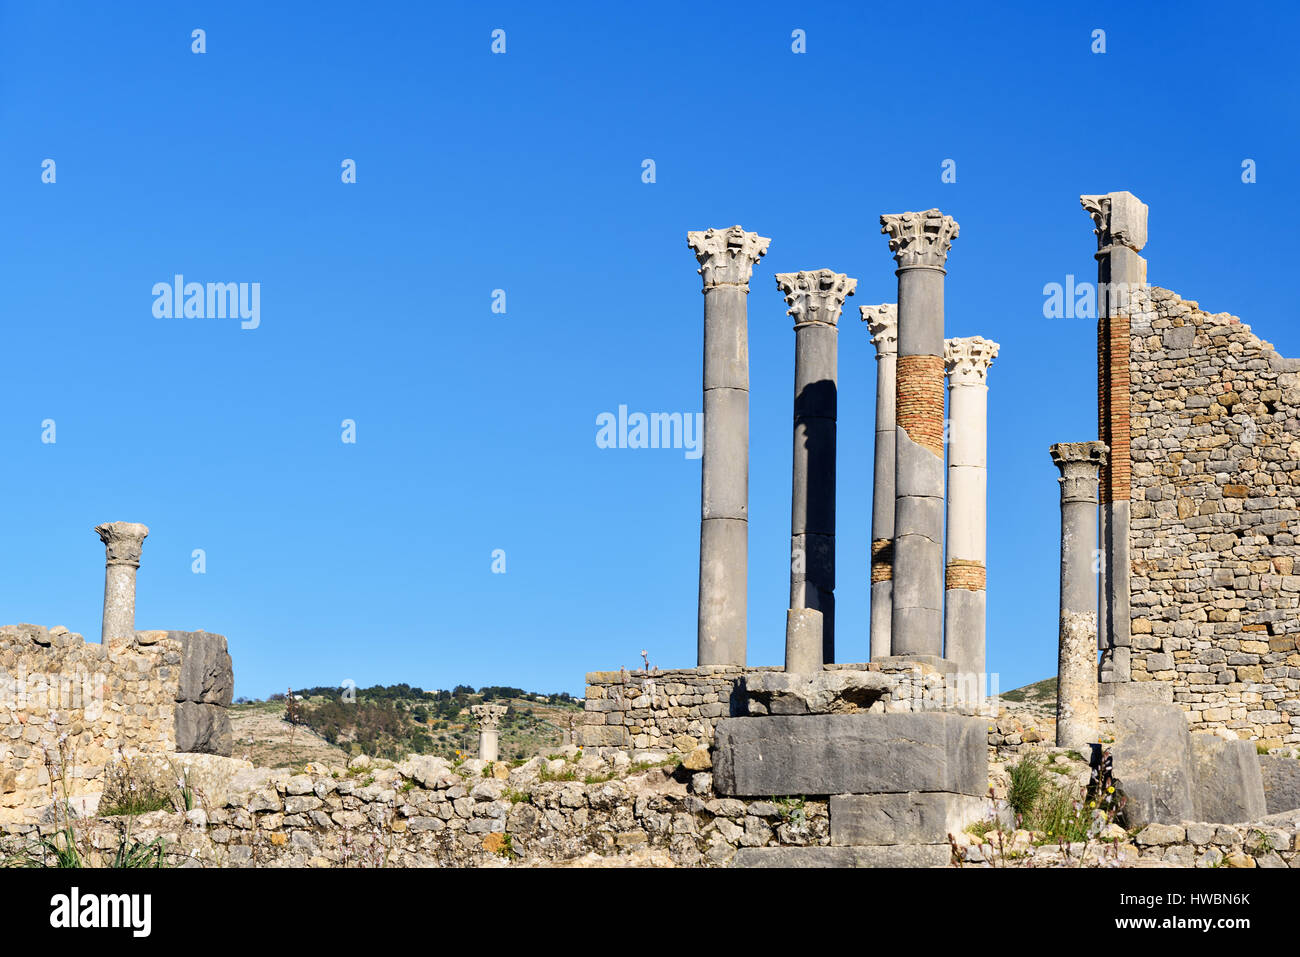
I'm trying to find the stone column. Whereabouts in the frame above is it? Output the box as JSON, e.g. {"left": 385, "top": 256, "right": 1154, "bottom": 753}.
{"left": 862, "top": 304, "right": 897, "bottom": 661}
{"left": 785, "top": 607, "right": 824, "bottom": 674}
{"left": 688, "top": 226, "right": 771, "bottom": 667}
{"left": 880, "top": 210, "right": 959, "bottom": 658}
{"left": 94, "top": 521, "right": 149, "bottom": 644}
{"left": 471, "top": 703, "right": 507, "bottom": 762}
{"left": 776, "top": 269, "right": 856, "bottom": 663}
{"left": 1050, "top": 441, "right": 1107, "bottom": 749}
{"left": 944, "top": 337, "right": 999, "bottom": 701}
{"left": 1080, "top": 192, "right": 1147, "bottom": 687}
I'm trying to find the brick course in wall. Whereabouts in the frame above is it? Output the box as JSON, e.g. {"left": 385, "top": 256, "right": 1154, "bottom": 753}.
{"left": 1126, "top": 286, "right": 1300, "bottom": 745}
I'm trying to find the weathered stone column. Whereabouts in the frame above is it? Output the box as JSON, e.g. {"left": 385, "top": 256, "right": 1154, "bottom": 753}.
{"left": 944, "top": 337, "right": 999, "bottom": 700}
{"left": 880, "top": 210, "right": 959, "bottom": 658}
{"left": 689, "top": 226, "right": 771, "bottom": 667}
{"left": 1050, "top": 441, "right": 1108, "bottom": 749}
{"left": 785, "top": 607, "right": 824, "bottom": 674}
{"left": 777, "top": 269, "right": 856, "bottom": 663}
{"left": 471, "top": 703, "right": 507, "bottom": 762}
{"left": 862, "top": 304, "right": 897, "bottom": 661}
{"left": 94, "top": 521, "right": 149, "bottom": 644}
{"left": 1080, "top": 192, "right": 1147, "bottom": 686}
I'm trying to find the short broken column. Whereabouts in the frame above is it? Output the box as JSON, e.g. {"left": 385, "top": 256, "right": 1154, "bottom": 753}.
{"left": 862, "top": 304, "right": 898, "bottom": 661}
{"left": 471, "top": 703, "right": 508, "bottom": 762}
{"left": 94, "top": 521, "right": 150, "bottom": 644}
{"left": 1049, "top": 441, "right": 1108, "bottom": 749}
{"left": 944, "top": 337, "right": 999, "bottom": 701}
{"left": 776, "top": 269, "right": 856, "bottom": 663}
{"left": 688, "top": 226, "right": 771, "bottom": 667}
{"left": 880, "top": 210, "right": 959, "bottom": 658}
{"left": 785, "top": 607, "right": 824, "bottom": 674}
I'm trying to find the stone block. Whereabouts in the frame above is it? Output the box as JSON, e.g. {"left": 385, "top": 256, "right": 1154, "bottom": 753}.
{"left": 1189, "top": 735, "right": 1267, "bottom": 823}
{"left": 170, "top": 631, "right": 234, "bottom": 706}
{"left": 829, "top": 792, "right": 988, "bottom": 845}
{"left": 743, "top": 671, "right": 892, "bottom": 716}
{"left": 175, "top": 701, "right": 232, "bottom": 755}
{"left": 713, "top": 713, "right": 986, "bottom": 798}
{"left": 1112, "top": 702, "right": 1195, "bottom": 827}
{"left": 1258, "top": 755, "right": 1300, "bottom": 814}
{"left": 732, "top": 844, "right": 950, "bottom": 868}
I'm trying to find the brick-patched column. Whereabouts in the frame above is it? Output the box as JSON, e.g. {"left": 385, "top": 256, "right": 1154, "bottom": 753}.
{"left": 688, "top": 226, "right": 771, "bottom": 667}
{"left": 1050, "top": 441, "right": 1107, "bottom": 749}
{"left": 862, "top": 304, "right": 897, "bottom": 661}
{"left": 95, "top": 521, "right": 149, "bottom": 644}
{"left": 1080, "top": 192, "right": 1147, "bottom": 686}
{"left": 944, "top": 337, "right": 999, "bottom": 700}
{"left": 777, "top": 269, "right": 856, "bottom": 663}
{"left": 880, "top": 210, "right": 959, "bottom": 658}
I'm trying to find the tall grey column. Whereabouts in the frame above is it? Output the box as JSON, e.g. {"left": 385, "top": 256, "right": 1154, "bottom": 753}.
{"left": 688, "top": 226, "right": 770, "bottom": 667}
{"left": 862, "top": 304, "right": 897, "bottom": 661}
{"left": 777, "top": 269, "right": 856, "bottom": 663}
{"left": 471, "top": 703, "right": 507, "bottom": 762}
{"left": 944, "top": 337, "right": 999, "bottom": 701}
{"left": 880, "top": 210, "right": 959, "bottom": 658}
{"left": 1080, "top": 192, "right": 1147, "bottom": 686}
{"left": 95, "top": 521, "right": 149, "bottom": 644}
{"left": 1050, "top": 441, "right": 1107, "bottom": 749}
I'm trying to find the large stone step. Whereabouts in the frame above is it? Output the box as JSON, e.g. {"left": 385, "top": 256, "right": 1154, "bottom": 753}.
{"left": 713, "top": 712, "right": 986, "bottom": 798}
{"left": 733, "top": 844, "right": 951, "bottom": 868}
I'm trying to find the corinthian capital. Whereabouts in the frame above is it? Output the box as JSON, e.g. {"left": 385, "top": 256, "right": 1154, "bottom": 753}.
{"left": 1050, "top": 441, "right": 1108, "bottom": 504}
{"left": 1079, "top": 191, "right": 1148, "bottom": 252}
{"left": 95, "top": 522, "right": 150, "bottom": 567}
{"left": 944, "top": 336, "right": 1000, "bottom": 386}
{"left": 880, "top": 209, "right": 959, "bottom": 268}
{"left": 775, "top": 269, "right": 857, "bottom": 326}
{"left": 687, "top": 225, "right": 771, "bottom": 288}
{"left": 860, "top": 304, "right": 897, "bottom": 356}
{"left": 470, "top": 703, "right": 507, "bottom": 730}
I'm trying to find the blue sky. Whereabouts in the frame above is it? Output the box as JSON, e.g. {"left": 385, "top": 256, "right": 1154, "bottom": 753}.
{"left": 2, "top": 2, "right": 1297, "bottom": 699}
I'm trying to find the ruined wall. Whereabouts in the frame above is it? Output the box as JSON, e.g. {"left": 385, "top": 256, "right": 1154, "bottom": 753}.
{"left": 1127, "top": 286, "right": 1300, "bottom": 745}
{"left": 0, "top": 625, "right": 233, "bottom": 830}
{"left": 578, "top": 660, "right": 978, "bottom": 751}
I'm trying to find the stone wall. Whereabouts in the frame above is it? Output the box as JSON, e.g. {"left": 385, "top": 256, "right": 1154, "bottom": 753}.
{"left": 0, "top": 625, "right": 233, "bottom": 830}
{"left": 578, "top": 660, "right": 984, "bottom": 752}
{"left": 1126, "top": 286, "right": 1300, "bottom": 745}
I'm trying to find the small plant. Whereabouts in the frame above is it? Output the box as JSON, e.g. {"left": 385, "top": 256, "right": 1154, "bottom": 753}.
{"left": 1246, "top": 829, "right": 1275, "bottom": 855}
{"left": 1006, "top": 755, "right": 1045, "bottom": 822}
{"left": 965, "top": 819, "right": 996, "bottom": 841}
{"left": 504, "top": 788, "right": 531, "bottom": 805}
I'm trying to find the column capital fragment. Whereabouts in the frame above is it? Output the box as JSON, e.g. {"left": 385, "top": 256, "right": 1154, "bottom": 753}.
{"left": 944, "top": 336, "right": 1000, "bottom": 386}
{"left": 1079, "top": 191, "right": 1148, "bottom": 253}
{"left": 687, "top": 225, "right": 771, "bottom": 289}
{"left": 861, "top": 304, "right": 897, "bottom": 356}
{"left": 470, "top": 703, "right": 508, "bottom": 730}
{"left": 775, "top": 269, "right": 857, "bottom": 327}
{"left": 880, "top": 209, "right": 959, "bottom": 269}
{"left": 95, "top": 521, "right": 150, "bottom": 567}
{"left": 1050, "top": 441, "right": 1109, "bottom": 503}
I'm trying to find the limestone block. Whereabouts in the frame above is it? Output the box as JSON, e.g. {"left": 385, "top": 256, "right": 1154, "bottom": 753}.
{"left": 1112, "top": 702, "right": 1196, "bottom": 827}
{"left": 1260, "top": 755, "right": 1300, "bottom": 814}
{"left": 743, "top": 671, "right": 892, "bottom": 716}
{"left": 713, "top": 713, "right": 986, "bottom": 798}
{"left": 171, "top": 631, "right": 234, "bottom": 706}
{"left": 732, "top": 844, "right": 950, "bottom": 868}
{"left": 1190, "top": 734, "right": 1266, "bottom": 823}
{"left": 175, "top": 701, "right": 232, "bottom": 756}
{"left": 830, "top": 792, "right": 988, "bottom": 846}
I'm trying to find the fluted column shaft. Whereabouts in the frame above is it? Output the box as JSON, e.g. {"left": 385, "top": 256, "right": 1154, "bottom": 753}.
{"left": 689, "top": 226, "right": 770, "bottom": 666}
{"left": 1051, "top": 441, "right": 1107, "bottom": 749}
{"left": 945, "top": 338, "right": 999, "bottom": 699}
{"left": 881, "top": 211, "right": 959, "bottom": 658}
